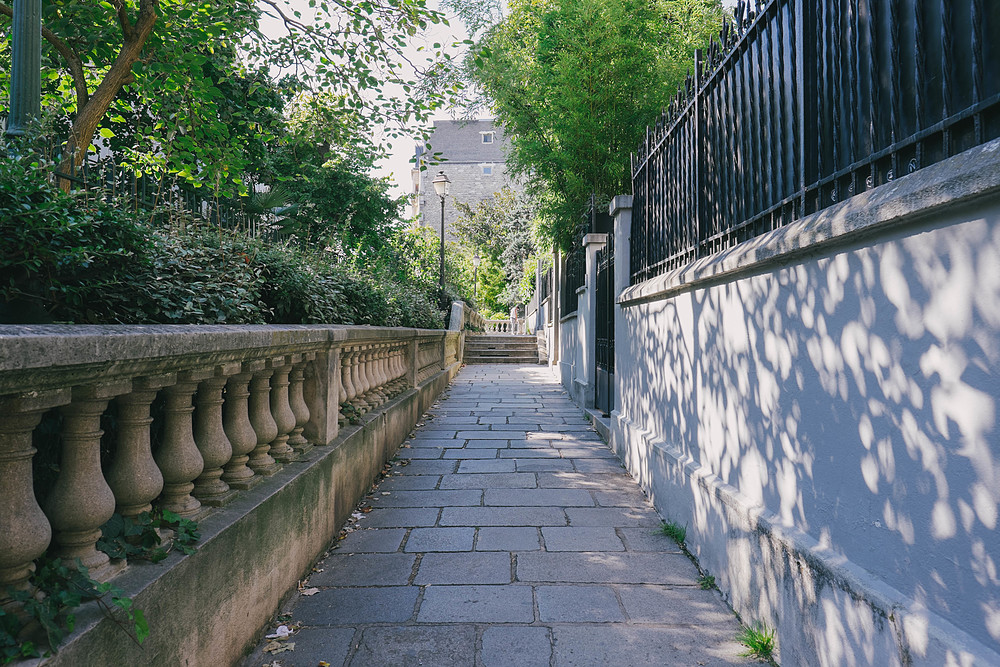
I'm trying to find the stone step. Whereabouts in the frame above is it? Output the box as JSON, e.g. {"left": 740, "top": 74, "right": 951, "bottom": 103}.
{"left": 464, "top": 355, "right": 540, "bottom": 364}
{"left": 466, "top": 343, "right": 539, "bottom": 352}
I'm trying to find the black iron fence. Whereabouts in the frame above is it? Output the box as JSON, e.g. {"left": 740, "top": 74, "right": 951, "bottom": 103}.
{"left": 539, "top": 266, "right": 553, "bottom": 303}
{"left": 631, "top": 0, "right": 1000, "bottom": 285}
{"left": 595, "top": 235, "right": 615, "bottom": 415}
{"left": 561, "top": 240, "right": 585, "bottom": 316}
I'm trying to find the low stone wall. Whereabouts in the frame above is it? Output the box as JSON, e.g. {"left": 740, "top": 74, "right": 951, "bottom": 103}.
{"left": 0, "top": 324, "right": 462, "bottom": 665}
{"left": 610, "top": 140, "right": 1000, "bottom": 665}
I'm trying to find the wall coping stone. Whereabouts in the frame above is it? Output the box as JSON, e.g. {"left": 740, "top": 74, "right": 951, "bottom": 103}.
{"left": 619, "top": 137, "right": 1000, "bottom": 306}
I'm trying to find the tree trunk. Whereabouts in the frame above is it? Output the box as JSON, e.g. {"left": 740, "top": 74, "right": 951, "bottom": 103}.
{"left": 56, "top": 0, "right": 159, "bottom": 191}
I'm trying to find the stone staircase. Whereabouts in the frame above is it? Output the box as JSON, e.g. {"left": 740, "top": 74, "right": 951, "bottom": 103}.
{"left": 464, "top": 334, "right": 539, "bottom": 364}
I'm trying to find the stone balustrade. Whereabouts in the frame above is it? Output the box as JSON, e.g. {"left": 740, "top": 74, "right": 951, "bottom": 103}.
{"left": 483, "top": 318, "right": 526, "bottom": 334}
{"left": 0, "top": 324, "right": 456, "bottom": 596}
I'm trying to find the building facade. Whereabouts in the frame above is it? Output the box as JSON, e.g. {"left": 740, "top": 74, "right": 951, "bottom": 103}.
{"left": 412, "top": 119, "right": 519, "bottom": 241}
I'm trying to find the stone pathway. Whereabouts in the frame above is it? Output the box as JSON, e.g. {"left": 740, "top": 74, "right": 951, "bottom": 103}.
{"left": 245, "top": 365, "right": 750, "bottom": 666}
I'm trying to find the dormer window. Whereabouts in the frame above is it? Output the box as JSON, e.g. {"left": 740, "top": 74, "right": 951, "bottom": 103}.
{"left": 481, "top": 131, "right": 495, "bottom": 144}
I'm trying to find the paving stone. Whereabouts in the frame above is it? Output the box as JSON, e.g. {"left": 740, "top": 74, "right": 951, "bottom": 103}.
{"left": 592, "top": 488, "right": 652, "bottom": 507}
{"left": 541, "top": 526, "right": 624, "bottom": 551}
{"left": 391, "top": 459, "right": 458, "bottom": 475}
{"left": 440, "top": 506, "right": 567, "bottom": 527}
{"left": 458, "top": 430, "right": 528, "bottom": 439}
{"left": 376, "top": 489, "right": 482, "bottom": 507}
{"left": 618, "top": 585, "right": 738, "bottom": 625}
{"left": 537, "top": 472, "right": 633, "bottom": 489}
{"left": 536, "top": 585, "right": 626, "bottom": 622}
{"left": 572, "top": 458, "right": 627, "bottom": 473}
{"left": 295, "top": 586, "right": 418, "bottom": 624}
{"left": 557, "top": 447, "right": 618, "bottom": 459}
{"left": 358, "top": 507, "right": 439, "bottom": 528}
{"left": 480, "top": 627, "right": 551, "bottom": 667}
{"left": 378, "top": 474, "right": 441, "bottom": 491}
{"left": 617, "top": 527, "right": 684, "bottom": 552}
{"left": 308, "top": 553, "right": 416, "bottom": 586}
{"left": 350, "top": 626, "right": 476, "bottom": 666}
{"left": 414, "top": 552, "right": 512, "bottom": 584}
{"left": 337, "top": 528, "right": 406, "bottom": 553}
{"left": 485, "top": 489, "right": 594, "bottom": 507}
{"left": 417, "top": 585, "right": 534, "bottom": 622}
{"left": 404, "top": 527, "right": 475, "bottom": 552}
{"left": 401, "top": 447, "right": 446, "bottom": 459}
{"left": 476, "top": 527, "right": 541, "bottom": 551}
{"left": 457, "top": 459, "right": 517, "bottom": 473}
{"left": 551, "top": 626, "right": 746, "bottom": 666}
{"left": 439, "top": 473, "right": 537, "bottom": 489}
{"left": 566, "top": 507, "right": 662, "bottom": 527}
{"left": 490, "top": 422, "right": 541, "bottom": 430}
{"left": 499, "top": 448, "right": 563, "bottom": 458}
{"left": 516, "top": 552, "right": 699, "bottom": 584}
{"left": 250, "top": 627, "right": 355, "bottom": 667}
{"left": 463, "top": 439, "right": 511, "bottom": 448}
{"left": 405, "top": 438, "right": 459, "bottom": 448}
{"left": 441, "top": 448, "right": 502, "bottom": 459}
{"left": 514, "top": 459, "right": 576, "bottom": 472}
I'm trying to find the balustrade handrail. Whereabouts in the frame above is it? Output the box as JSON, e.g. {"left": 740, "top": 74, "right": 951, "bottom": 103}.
{"left": 0, "top": 324, "right": 460, "bottom": 597}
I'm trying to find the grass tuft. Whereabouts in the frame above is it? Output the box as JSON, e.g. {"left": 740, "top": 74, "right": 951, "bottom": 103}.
{"left": 658, "top": 520, "right": 686, "bottom": 544}
{"left": 697, "top": 572, "right": 716, "bottom": 590}
{"left": 737, "top": 622, "right": 776, "bottom": 662}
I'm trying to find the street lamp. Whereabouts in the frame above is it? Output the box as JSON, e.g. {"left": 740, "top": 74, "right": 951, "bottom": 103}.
{"left": 7, "top": 0, "right": 42, "bottom": 138}
{"left": 432, "top": 170, "right": 451, "bottom": 310}
{"left": 472, "top": 253, "right": 481, "bottom": 302}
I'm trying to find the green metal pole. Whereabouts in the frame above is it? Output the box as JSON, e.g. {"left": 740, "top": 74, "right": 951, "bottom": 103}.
{"left": 7, "top": 0, "right": 42, "bottom": 136}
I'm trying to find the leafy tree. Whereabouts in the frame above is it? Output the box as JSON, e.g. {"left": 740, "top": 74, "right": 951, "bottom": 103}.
{"left": 0, "top": 0, "right": 459, "bottom": 190}
{"left": 454, "top": 187, "right": 539, "bottom": 310}
{"left": 465, "top": 0, "right": 725, "bottom": 248}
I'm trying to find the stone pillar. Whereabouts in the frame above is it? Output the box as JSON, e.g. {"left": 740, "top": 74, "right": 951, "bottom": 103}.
{"left": 44, "top": 381, "right": 131, "bottom": 581}
{"left": 192, "top": 363, "right": 240, "bottom": 506}
{"left": 155, "top": 370, "right": 210, "bottom": 518}
{"left": 578, "top": 233, "right": 608, "bottom": 408}
{"left": 107, "top": 374, "right": 175, "bottom": 520}
{"left": 287, "top": 353, "right": 314, "bottom": 458}
{"left": 0, "top": 389, "right": 70, "bottom": 593}
{"left": 268, "top": 356, "right": 297, "bottom": 463}
{"left": 611, "top": 195, "right": 632, "bottom": 421}
{"left": 221, "top": 361, "right": 262, "bottom": 490}
{"left": 247, "top": 361, "right": 280, "bottom": 476}
{"left": 303, "top": 347, "right": 339, "bottom": 445}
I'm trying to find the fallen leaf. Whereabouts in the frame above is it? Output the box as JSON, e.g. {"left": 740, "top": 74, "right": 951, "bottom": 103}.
{"left": 381, "top": 492, "right": 390, "bottom": 496}
{"left": 319, "top": 662, "right": 331, "bottom": 667}
{"left": 300, "top": 588, "right": 320, "bottom": 596}
{"left": 361, "top": 507, "right": 372, "bottom": 513}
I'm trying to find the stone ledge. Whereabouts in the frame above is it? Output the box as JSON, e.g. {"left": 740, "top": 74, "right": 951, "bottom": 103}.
{"left": 620, "top": 137, "right": 1000, "bottom": 306}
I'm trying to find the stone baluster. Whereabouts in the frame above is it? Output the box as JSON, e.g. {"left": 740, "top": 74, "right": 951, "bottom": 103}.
{"left": 192, "top": 364, "right": 240, "bottom": 506}
{"left": 221, "top": 361, "right": 262, "bottom": 490}
{"left": 0, "top": 389, "right": 70, "bottom": 593}
{"left": 268, "top": 356, "right": 297, "bottom": 463}
{"left": 155, "top": 370, "right": 210, "bottom": 518}
{"left": 371, "top": 345, "right": 388, "bottom": 405}
{"left": 44, "top": 381, "right": 131, "bottom": 581}
{"left": 106, "top": 374, "right": 175, "bottom": 521}
{"left": 248, "top": 361, "right": 281, "bottom": 476}
{"left": 392, "top": 344, "right": 406, "bottom": 393}
{"left": 351, "top": 346, "right": 371, "bottom": 414}
{"left": 385, "top": 345, "right": 400, "bottom": 397}
{"left": 338, "top": 348, "right": 353, "bottom": 427}
{"left": 287, "top": 353, "right": 314, "bottom": 458}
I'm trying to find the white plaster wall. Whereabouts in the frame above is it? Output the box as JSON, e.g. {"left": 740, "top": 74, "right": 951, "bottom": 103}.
{"left": 612, "top": 142, "right": 1000, "bottom": 665}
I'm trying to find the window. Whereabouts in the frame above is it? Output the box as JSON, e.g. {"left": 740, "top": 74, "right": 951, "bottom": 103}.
{"left": 481, "top": 131, "right": 495, "bottom": 144}
{"left": 481, "top": 164, "right": 493, "bottom": 175}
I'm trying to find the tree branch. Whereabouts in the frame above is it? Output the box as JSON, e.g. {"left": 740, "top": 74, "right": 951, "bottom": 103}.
{"left": 0, "top": 3, "right": 90, "bottom": 110}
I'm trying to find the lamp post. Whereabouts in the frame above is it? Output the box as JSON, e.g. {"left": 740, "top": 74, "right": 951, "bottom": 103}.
{"left": 432, "top": 171, "right": 451, "bottom": 310}
{"left": 7, "top": 0, "right": 42, "bottom": 138}
{"left": 472, "top": 253, "right": 481, "bottom": 302}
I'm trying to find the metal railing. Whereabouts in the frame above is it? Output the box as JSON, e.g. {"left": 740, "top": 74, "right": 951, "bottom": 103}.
{"left": 561, "top": 239, "right": 585, "bottom": 316}
{"left": 631, "top": 0, "right": 1000, "bottom": 285}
